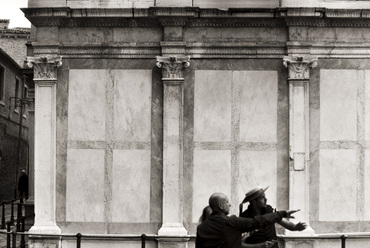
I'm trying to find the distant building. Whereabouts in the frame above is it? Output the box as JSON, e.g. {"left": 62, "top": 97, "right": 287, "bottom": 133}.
{"left": 0, "top": 20, "right": 33, "bottom": 201}
{"left": 23, "top": 0, "right": 370, "bottom": 247}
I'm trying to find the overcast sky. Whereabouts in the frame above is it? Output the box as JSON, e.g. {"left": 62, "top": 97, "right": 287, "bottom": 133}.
{"left": 0, "top": 0, "right": 31, "bottom": 28}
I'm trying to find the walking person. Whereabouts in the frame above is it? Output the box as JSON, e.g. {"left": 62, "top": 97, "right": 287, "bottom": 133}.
{"left": 18, "top": 170, "right": 29, "bottom": 202}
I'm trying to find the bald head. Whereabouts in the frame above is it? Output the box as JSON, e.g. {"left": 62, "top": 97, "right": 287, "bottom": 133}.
{"left": 209, "top": 193, "right": 230, "bottom": 215}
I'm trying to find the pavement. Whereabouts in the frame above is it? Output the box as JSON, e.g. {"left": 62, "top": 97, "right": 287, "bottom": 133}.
{"left": 0, "top": 201, "right": 28, "bottom": 248}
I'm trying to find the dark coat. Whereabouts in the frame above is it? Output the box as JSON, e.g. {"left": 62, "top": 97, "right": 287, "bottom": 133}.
{"left": 18, "top": 174, "right": 29, "bottom": 194}
{"left": 240, "top": 205, "right": 279, "bottom": 248}
{"left": 196, "top": 211, "right": 286, "bottom": 248}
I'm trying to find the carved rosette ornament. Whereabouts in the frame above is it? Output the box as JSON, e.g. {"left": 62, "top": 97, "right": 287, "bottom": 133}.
{"left": 27, "top": 56, "right": 63, "bottom": 81}
{"left": 283, "top": 56, "right": 317, "bottom": 80}
{"left": 156, "top": 56, "right": 190, "bottom": 80}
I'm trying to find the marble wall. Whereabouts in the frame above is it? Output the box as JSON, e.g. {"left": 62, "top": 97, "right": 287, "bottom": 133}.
{"left": 192, "top": 69, "right": 279, "bottom": 222}
{"left": 309, "top": 61, "right": 370, "bottom": 233}
{"left": 58, "top": 66, "right": 157, "bottom": 234}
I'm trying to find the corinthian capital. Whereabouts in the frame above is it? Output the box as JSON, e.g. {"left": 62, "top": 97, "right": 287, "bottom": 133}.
{"left": 27, "top": 56, "right": 63, "bottom": 81}
{"left": 283, "top": 56, "right": 317, "bottom": 80}
{"left": 156, "top": 56, "right": 190, "bottom": 80}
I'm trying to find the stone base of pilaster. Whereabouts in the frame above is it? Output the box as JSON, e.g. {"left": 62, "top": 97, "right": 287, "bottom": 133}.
{"left": 284, "top": 226, "right": 316, "bottom": 237}
{"left": 282, "top": 239, "right": 315, "bottom": 248}
{"left": 29, "top": 235, "right": 60, "bottom": 248}
{"left": 29, "top": 223, "right": 61, "bottom": 234}
{"left": 157, "top": 238, "right": 190, "bottom": 248}
{"left": 24, "top": 198, "right": 35, "bottom": 230}
{"left": 158, "top": 224, "right": 188, "bottom": 236}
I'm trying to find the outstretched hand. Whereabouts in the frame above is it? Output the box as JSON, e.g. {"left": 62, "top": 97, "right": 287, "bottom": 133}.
{"left": 295, "top": 222, "right": 307, "bottom": 231}
{"left": 285, "top": 209, "right": 300, "bottom": 218}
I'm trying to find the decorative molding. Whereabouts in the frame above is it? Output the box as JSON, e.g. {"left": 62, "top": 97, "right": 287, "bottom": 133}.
{"left": 283, "top": 56, "right": 317, "bottom": 80}
{"left": 27, "top": 56, "right": 62, "bottom": 81}
{"left": 156, "top": 56, "right": 190, "bottom": 80}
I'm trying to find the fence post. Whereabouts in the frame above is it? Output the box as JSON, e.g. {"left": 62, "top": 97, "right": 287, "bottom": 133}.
{"left": 76, "top": 232, "right": 82, "bottom": 248}
{"left": 10, "top": 201, "right": 14, "bottom": 223}
{"left": 20, "top": 217, "right": 26, "bottom": 248}
{"left": 11, "top": 231, "right": 16, "bottom": 248}
{"left": 1, "top": 201, "right": 5, "bottom": 228}
{"left": 341, "top": 234, "right": 347, "bottom": 248}
{"left": 16, "top": 203, "right": 21, "bottom": 231}
{"left": 141, "top": 234, "right": 146, "bottom": 248}
{"left": 7, "top": 222, "right": 11, "bottom": 248}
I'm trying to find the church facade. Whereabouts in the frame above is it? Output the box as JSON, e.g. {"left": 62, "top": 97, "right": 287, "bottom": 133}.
{"left": 24, "top": 0, "right": 370, "bottom": 247}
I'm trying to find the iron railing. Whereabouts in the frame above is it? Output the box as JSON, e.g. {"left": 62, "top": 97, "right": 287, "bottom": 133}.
{"left": 1, "top": 231, "right": 370, "bottom": 248}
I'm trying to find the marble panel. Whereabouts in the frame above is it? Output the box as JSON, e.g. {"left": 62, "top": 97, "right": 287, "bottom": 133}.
{"left": 67, "top": 0, "right": 154, "bottom": 8}
{"left": 59, "top": 28, "right": 113, "bottom": 43}
{"left": 184, "top": 27, "right": 287, "bottom": 43}
{"left": 29, "top": 0, "right": 66, "bottom": 7}
{"left": 113, "top": 70, "right": 152, "bottom": 142}
{"left": 320, "top": 70, "right": 357, "bottom": 141}
{"left": 238, "top": 151, "right": 277, "bottom": 208}
{"left": 319, "top": 149, "right": 356, "bottom": 221}
{"left": 68, "top": 70, "right": 107, "bottom": 141}
{"left": 192, "top": 150, "right": 231, "bottom": 223}
{"left": 193, "top": 0, "right": 278, "bottom": 8}
{"left": 366, "top": 71, "right": 370, "bottom": 141}
{"left": 282, "top": 0, "right": 370, "bottom": 8}
{"left": 112, "top": 28, "right": 162, "bottom": 43}
{"left": 194, "top": 70, "right": 232, "bottom": 142}
{"left": 156, "top": 0, "right": 192, "bottom": 6}
{"left": 237, "top": 71, "right": 278, "bottom": 143}
{"left": 365, "top": 150, "right": 370, "bottom": 220}
{"left": 61, "top": 239, "right": 156, "bottom": 248}
{"left": 66, "top": 149, "right": 105, "bottom": 222}
{"left": 111, "top": 150, "right": 151, "bottom": 223}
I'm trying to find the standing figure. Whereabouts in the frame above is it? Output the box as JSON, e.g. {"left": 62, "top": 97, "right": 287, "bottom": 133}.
{"left": 18, "top": 170, "right": 29, "bottom": 201}
{"left": 196, "top": 192, "right": 298, "bottom": 248}
{"left": 240, "top": 186, "right": 307, "bottom": 248}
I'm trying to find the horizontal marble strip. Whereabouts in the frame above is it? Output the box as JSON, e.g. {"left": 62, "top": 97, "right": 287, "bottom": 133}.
{"left": 68, "top": 141, "right": 151, "bottom": 150}
{"left": 239, "top": 142, "right": 277, "bottom": 150}
{"left": 320, "top": 141, "right": 369, "bottom": 150}
{"left": 193, "top": 142, "right": 277, "bottom": 150}
{"left": 57, "top": 221, "right": 161, "bottom": 234}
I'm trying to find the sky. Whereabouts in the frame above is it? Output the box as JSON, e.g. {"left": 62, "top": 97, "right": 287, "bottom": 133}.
{"left": 0, "top": 0, "right": 31, "bottom": 28}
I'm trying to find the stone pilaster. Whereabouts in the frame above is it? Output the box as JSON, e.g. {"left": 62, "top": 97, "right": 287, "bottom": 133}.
{"left": 156, "top": 56, "right": 190, "bottom": 247}
{"left": 26, "top": 56, "right": 62, "bottom": 236}
{"left": 283, "top": 56, "right": 317, "bottom": 239}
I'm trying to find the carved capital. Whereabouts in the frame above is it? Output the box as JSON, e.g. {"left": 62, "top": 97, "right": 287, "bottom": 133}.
{"left": 27, "top": 56, "right": 63, "bottom": 81}
{"left": 283, "top": 56, "right": 317, "bottom": 80}
{"left": 156, "top": 56, "right": 190, "bottom": 80}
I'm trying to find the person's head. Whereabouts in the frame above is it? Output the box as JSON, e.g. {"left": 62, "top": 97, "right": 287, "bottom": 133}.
{"left": 209, "top": 193, "right": 231, "bottom": 215}
{"left": 21, "top": 170, "right": 27, "bottom": 176}
{"left": 199, "top": 206, "right": 212, "bottom": 223}
{"left": 240, "top": 186, "right": 269, "bottom": 214}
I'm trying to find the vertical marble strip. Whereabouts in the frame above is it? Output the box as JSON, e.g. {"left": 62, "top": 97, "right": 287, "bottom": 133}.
{"left": 231, "top": 72, "right": 240, "bottom": 215}
{"left": 104, "top": 70, "right": 115, "bottom": 225}
{"left": 277, "top": 67, "right": 289, "bottom": 210}
{"left": 56, "top": 68, "right": 69, "bottom": 222}
{"left": 183, "top": 69, "right": 194, "bottom": 231}
{"left": 309, "top": 67, "right": 320, "bottom": 221}
{"left": 356, "top": 70, "right": 365, "bottom": 220}
{"left": 150, "top": 69, "right": 163, "bottom": 224}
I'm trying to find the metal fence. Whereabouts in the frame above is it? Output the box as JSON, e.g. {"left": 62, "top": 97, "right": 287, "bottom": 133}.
{"left": 1, "top": 230, "right": 370, "bottom": 248}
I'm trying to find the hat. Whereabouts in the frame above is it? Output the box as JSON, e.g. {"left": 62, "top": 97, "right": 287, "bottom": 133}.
{"left": 239, "top": 186, "right": 269, "bottom": 215}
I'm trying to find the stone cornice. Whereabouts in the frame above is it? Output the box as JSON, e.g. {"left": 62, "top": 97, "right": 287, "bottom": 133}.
{"left": 21, "top": 7, "right": 370, "bottom": 28}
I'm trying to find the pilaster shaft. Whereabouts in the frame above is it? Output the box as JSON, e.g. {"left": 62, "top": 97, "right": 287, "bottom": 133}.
{"left": 27, "top": 56, "right": 62, "bottom": 234}
{"left": 283, "top": 56, "right": 317, "bottom": 236}
{"left": 156, "top": 56, "right": 190, "bottom": 239}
